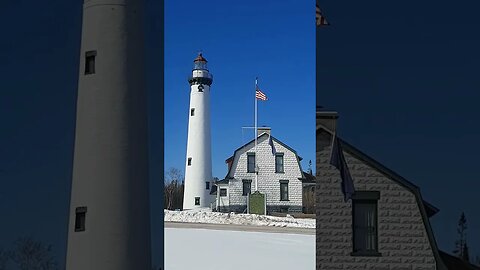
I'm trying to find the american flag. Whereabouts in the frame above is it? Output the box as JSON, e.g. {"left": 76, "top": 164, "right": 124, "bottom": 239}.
{"left": 255, "top": 88, "right": 267, "bottom": 101}
{"left": 316, "top": 4, "right": 329, "bottom": 27}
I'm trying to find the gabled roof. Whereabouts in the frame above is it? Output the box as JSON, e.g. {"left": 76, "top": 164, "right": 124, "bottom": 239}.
{"left": 317, "top": 117, "right": 447, "bottom": 270}
{"left": 439, "top": 250, "right": 480, "bottom": 270}
{"left": 224, "top": 132, "right": 305, "bottom": 180}
{"left": 210, "top": 178, "right": 229, "bottom": 195}
{"left": 210, "top": 184, "right": 217, "bottom": 195}
{"left": 337, "top": 138, "right": 439, "bottom": 217}
{"left": 302, "top": 171, "right": 316, "bottom": 184}
{"left": 423, "top": 200, "right": 440, "bottom": 218}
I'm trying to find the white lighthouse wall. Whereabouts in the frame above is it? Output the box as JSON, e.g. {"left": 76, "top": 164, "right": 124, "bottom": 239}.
{"left": 66, "top": 1, "right": 151, "bottom": 270}
{"left": 183, "top": 82, "right": 213, "bottom": 209}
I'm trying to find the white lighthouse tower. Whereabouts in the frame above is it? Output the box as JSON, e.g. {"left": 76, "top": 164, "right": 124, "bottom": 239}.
{"left": 183, "top": 53, "right": 214, "bottom": 210}
{"left": 66, "top": 1, "right": 151, "bottom": 269}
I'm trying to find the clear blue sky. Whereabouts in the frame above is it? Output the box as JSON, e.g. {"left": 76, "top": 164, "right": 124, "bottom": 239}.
{"left": 318, "top": 0, "right": 480, "bottom": 260}
{"left": 165, "top": 0, "right": 316, "bottom": 179}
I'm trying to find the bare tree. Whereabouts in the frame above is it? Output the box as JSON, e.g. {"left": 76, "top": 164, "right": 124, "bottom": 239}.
{"left": 453, "top": 212, "right": 470, "bottom": 262}
{"left": 164, "top": 167, "right": 184, "bottom": 210}
{"left": 0, "top": 248, "right": 11, "bottom": 270}
{"left": 11, "top": 237, "right": 58, "bottom": 270}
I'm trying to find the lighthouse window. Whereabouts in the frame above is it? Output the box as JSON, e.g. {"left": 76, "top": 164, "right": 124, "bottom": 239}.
{"left": 190, "top": 108, "right": 195, "bottom": 116}
{"left": 206, "top": 181, "right": 210, "bottom": 190}
{"left": 74, "top": 207, "right": 87, "bottom": 232}
{"left": 188, "top": 158, "right": 192, "bottom": 166}
{"left": 195, "top": 197, "right": 200, "bottom": 205}
{"left": 84, "top": 50, "right": 96, "bottom": 75}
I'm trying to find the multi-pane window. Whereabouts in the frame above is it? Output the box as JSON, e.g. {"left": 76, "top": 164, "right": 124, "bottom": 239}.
{"left": 352, "top": 191, "right": 380, "bottom": 256}
{"left": 275, "top": 153, "right": 284, "bottom": 173}
{"left": 220, "top": 188, "right": 227, "bottom": 197}
{"left": 280, "top": 180, "right": 289, "bottom": 201}
{"left": 242, "top": 180, "right": 252, "bottom": 196}
{"left": 195, "top": 197, "right": 200, "bottom": 205}
{"left": 74, "top": 207, "right": 87, "bottom": 232}
{"left": 85, "top": 51, "right": 96, "bottom": 75}
{"left": 247, "top": 153, "right": 255, "bottom": 173}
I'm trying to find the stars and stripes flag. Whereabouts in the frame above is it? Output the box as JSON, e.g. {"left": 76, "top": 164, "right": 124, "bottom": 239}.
{"left": 268, "top": 134, "right": 277, "bottom": 156}
{"left": 330, "top": 136, "right": 355, "bottom": 202}
{"left": 255, "top": 88, "right": 267, "bottom": 101}
{"left": 316, "top": 4, "right": 329, "bottom": 27}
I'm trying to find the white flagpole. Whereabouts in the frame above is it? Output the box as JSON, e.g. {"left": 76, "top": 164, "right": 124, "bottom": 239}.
{"left": 254, "top": 77, "right": 258, "bottom": 192}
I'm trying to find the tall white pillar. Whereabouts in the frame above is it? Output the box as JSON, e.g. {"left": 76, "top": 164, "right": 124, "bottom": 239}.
{"left": 183, "top": 54, "right": 213, "bottom": 210}
{"left": 66, "top": 1, "right": 151, "bottom": 269}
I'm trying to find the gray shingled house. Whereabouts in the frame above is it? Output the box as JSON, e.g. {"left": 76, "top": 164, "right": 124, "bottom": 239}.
{"left": 212, "top": 127, "right": 314, "bottom": 213}
{"left": 316, "top": 108, "right": 480, "bottom": 270}
{"left": 316, "top": 109, "right": 450, "bottom": 270}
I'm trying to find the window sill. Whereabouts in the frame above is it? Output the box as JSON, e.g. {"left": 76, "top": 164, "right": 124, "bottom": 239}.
{"left": 280, "top": 199, "right": 290, "bottom": 202}
{"left": 350, "top": 251, "right": 382, "bottom": 257}
{"left": 275, "top": 171, "right": 285, "bottom": 174}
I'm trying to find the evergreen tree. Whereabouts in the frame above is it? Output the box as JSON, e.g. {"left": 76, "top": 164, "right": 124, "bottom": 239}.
{"left": 453, "top": 212, "right": 470, "bottom": 262}
{"left": 462, "top": 243, "right": 470, "bottom": 262}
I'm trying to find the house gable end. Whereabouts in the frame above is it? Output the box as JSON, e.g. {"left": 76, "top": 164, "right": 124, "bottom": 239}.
{"left": 316, "top": 126, "right": 447, "bottom": 270}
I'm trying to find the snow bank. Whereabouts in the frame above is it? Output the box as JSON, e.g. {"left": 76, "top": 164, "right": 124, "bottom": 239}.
{"left": 164, "top": 210, "right": 315, "bottom": 229}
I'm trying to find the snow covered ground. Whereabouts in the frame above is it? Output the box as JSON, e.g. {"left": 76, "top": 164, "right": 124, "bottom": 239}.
{"left": 164, "top": 209, "right": 315, "bottom": 229}
{"left": 165, "top": 227, "right": 315, "bottom": 270}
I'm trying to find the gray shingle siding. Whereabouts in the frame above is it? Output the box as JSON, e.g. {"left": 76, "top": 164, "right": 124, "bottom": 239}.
{"left": 226, "top": 134, "right": 303, "bottom": 213}
{"left": 316, "top": 130, "right": 439, "bottom": 270}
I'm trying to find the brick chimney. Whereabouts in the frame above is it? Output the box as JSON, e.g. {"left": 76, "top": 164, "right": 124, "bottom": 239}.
{"left": 316, "top": 107, "right": 338, "bottom": 158}
{"left": 257, "top": 126, "right": 271, "bottom": 136}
